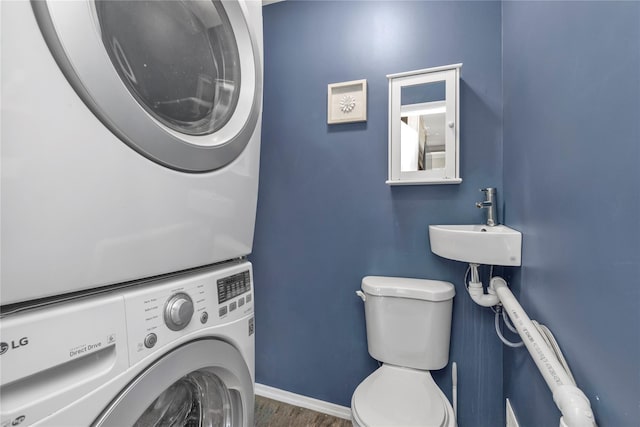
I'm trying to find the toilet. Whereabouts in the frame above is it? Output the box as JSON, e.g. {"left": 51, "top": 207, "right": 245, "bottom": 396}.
{"left": 351, "top": 276, "right": 457, "bottom": 427}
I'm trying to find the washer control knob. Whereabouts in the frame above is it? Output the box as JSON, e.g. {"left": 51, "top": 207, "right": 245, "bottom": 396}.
{"left": 164, "top": 293, "right": 194, "bottom": 331}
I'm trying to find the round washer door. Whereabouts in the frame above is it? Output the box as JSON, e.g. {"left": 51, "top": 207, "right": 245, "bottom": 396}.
{"left": 32, "top": 0, "right": 262, "bottom": 172}
{"left": 93, "top": 340, "right": 253, "bottom": 427}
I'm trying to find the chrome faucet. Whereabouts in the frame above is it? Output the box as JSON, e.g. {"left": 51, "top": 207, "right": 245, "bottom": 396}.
{"left": 476, "top": 188, "right": 497, "bottom": 226}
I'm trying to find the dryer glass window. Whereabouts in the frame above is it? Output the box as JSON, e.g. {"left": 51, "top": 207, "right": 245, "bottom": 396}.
{"left": 134, "top": 370, "right": 233, "bottom": 427}
{"left": 96, "top": 0, "right": 241, "bottom": 136}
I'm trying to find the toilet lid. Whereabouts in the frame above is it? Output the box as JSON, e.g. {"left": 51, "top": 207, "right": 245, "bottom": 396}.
{"left": 352, "top": 365, "right": 450, "bottom": 427}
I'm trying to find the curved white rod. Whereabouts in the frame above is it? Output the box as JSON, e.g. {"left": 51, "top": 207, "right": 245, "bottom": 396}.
{"left": 490, "top": 277, "right": 597, "bottom": 427}
{"left": 452, "top": 361, "right": 457, "bottom": 420}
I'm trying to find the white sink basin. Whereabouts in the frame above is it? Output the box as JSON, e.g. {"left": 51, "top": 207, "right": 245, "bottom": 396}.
{"left": 429, "top": 224, "right": 522, "bottom": 266}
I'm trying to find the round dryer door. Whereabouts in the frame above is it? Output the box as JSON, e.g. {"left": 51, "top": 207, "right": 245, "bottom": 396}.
{"left": 93, "top": 340, "right": 253, "bottom": 427}
{"left": 32, "top": 0, "right": 262, "bottom": 172}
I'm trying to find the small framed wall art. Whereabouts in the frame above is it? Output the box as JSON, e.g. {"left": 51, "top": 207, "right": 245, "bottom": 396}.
{"left": 327, "top": 79, "right": 367, "bottom": 124}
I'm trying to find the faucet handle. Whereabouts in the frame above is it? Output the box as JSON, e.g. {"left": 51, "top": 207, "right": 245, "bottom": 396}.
{"left": 476, "top": 188, "right": 497, "bottom": 226}
{"left": 476, "top": 201, "right": 492, "bottom": 208}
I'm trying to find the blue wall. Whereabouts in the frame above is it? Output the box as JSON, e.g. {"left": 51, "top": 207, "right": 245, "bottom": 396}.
{"left": 502, "top": 2, "right": 640, "bottom": 426}
{"left": 252, "top": 1, "right": 504, "bottom": 426}
{"left": 254, "top": 1, "right": 640, "bottom": 425}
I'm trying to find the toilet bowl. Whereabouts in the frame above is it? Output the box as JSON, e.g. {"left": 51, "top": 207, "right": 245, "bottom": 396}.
{"left": 351, "top": 365, "right": 455, "bottom": 427}
{"left": 352, "top": 276, "right": 456, "bottom": 427}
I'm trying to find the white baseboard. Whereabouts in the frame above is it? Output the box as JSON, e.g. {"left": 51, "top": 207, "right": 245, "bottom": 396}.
{"left": 255, "top": 383, "right": 352, "bottom": 420}
{"left": 506, "top": 398, "right": 520, "bottom": 427}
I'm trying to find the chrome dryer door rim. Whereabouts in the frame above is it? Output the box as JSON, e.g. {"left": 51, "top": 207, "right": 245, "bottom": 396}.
{"left": 32, "top": 0, "right": 262, "bottom": 173}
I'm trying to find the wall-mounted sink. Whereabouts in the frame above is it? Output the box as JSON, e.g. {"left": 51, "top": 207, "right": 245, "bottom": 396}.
{"left": 429, "top": 224, "right": 522, "bottom": 266}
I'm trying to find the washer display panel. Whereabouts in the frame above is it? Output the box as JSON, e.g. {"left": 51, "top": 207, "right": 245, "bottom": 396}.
{"left": 32, "top": 0, "right": 262, "bottom": 172}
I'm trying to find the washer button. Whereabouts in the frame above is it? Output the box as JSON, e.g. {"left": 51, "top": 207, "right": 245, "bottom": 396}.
{"left": 238, "top": 297, "right": 245, "bottom": 307}
{"left": 229, "top": 301, "right": 237, "bottom": 312}
{"left": 246, "top": 294, "right": 252, "bottom": 303}
{"left": 144, "top": 333, "right": 157, "bottom": 349}
{"left": 219, "top": 306, "right": 228, "bottom": 317}
{"left": 200, "top": 311, "right": 209, "bottom": 324}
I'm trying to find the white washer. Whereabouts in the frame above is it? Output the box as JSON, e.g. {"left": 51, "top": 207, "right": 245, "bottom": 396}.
{"left": 0, "top": 0, "right": 263, "bottom": 305}
{"left": 0, "top": 261, "right": 255, "bottom": 427}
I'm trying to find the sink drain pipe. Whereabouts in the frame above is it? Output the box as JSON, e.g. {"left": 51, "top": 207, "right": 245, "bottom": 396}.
{"left": 490, "top": 277, "right": 596, "bottom": 427}
{"left": 466, "top": 263, "right": 499, "bottom": 307}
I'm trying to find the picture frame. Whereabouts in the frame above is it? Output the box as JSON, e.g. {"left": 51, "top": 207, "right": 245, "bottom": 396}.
{"left": 327, "top": 79, "right": 367, "bottom": 124}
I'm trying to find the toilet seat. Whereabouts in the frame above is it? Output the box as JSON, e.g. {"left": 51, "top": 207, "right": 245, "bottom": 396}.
{"left": 351, "top": 364, "right": 455, "bottom": 427}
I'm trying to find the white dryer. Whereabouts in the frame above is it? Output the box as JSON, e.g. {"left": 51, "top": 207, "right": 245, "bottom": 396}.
{"left": 0, "top": 261, "right": 255, "bottom": 426}
{"left": 0, "top": 0, "right": 263, "bottom": 304}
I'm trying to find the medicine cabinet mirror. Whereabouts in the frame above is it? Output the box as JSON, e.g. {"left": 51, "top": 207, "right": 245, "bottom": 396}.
{"left": 387, "top": 64, "right": 462, "bottom": 185}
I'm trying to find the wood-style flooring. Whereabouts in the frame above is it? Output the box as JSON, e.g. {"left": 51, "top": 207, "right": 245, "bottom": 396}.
{"left": 255, "top": 395, "right": 352, "bottom": 427}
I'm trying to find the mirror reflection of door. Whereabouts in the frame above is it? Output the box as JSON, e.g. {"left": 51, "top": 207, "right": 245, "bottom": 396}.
{"left": 400, "top": 82, "right": 446, "bottom": 172}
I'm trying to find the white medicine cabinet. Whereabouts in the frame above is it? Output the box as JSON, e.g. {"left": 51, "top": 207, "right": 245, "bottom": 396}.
{"left": 387, "top": 64, "right": 462, "bottom": 185}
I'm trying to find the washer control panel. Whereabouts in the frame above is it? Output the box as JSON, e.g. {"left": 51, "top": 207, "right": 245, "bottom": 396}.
{"left": 123, "top": 262, "right": 254, "bottom": 365}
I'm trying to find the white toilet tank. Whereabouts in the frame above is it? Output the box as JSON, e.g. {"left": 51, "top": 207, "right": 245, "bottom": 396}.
{"left": 361, "top": 276, "right": 455, "bottom": 370}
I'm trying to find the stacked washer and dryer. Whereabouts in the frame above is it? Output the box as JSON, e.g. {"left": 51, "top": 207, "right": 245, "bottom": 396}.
{"left": 1, "top": 0, "right": 262, "bottom": 425}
